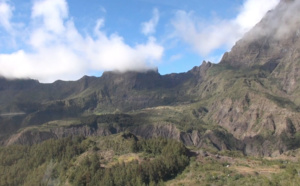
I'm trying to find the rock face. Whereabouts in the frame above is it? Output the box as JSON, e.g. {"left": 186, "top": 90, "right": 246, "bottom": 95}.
{"left": 1, "top": 0, "right": 300, "bottom": 156}
{"left": 221, "top": 0, "right": 300, "bottom": 93}
{"left": 4, "top": 122, "right": 244, "bottom": 154}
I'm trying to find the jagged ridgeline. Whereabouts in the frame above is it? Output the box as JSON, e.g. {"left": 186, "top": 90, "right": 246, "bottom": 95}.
{"left": 1, "top": 0, "right": 300, "bottom": 158}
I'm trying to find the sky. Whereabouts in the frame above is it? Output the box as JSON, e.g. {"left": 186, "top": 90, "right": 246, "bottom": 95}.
{"left": 0, "top": 0, "right": 280, "bottom": 83}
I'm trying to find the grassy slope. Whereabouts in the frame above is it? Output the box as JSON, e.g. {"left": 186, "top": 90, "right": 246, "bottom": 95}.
{"left": 166, "top": 148, "right": 300, "bottom": 186}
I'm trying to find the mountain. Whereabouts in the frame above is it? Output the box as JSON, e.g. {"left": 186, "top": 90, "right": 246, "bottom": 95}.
{"left": 221, "top": 0, "right": 300, "bottom": 93}
{"left": 1, "top": 0, "right": 300, "bottom": 157}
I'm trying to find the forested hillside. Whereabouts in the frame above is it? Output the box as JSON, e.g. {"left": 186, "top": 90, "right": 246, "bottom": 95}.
{"left": 0, "top": 133, "right": 189, "bottom": 186}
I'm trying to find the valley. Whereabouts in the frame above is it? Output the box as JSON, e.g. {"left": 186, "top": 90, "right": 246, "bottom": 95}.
{"left": 1, "top": 0, "right": 300, "bottom": 185}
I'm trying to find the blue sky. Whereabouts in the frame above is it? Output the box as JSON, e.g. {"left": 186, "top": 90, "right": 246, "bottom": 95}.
{"left": 0, "top": 0, "right": 279, "bottom": 82}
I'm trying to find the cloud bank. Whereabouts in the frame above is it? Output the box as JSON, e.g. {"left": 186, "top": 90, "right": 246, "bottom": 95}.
{"left": 172, "top": 0, "right": 280, "bottom": 57}
{"left": 250, "top": 0, "right": 300, "bottom": 40}
{"left": 0, "top": 0, "right": 164, "bottom": 83}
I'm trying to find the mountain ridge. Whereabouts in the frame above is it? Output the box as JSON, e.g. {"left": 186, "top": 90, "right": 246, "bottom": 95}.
{"left": 1, "top": 0, "right": 300, "bottom": 156}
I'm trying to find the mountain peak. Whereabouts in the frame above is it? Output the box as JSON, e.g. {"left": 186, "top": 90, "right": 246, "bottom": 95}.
{"left": 220, "top": 0, "right": 300, "bottom": 69}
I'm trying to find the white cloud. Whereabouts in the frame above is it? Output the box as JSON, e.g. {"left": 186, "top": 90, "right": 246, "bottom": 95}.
{"left": 235, "top": 0, "right": 280, "bottom": 32}
{"left": 0, "top": 0, "right": 13, "bottom": 31}
{"left": 31, "top": 0, "right": 68, "bottom": 34}
{"left": 172, "top": 0, "right": 280, "bottom": 57}
{"left": 0, "top": 0, "right": 164, "bottom": 83}
{"left": 0, "top": 48, "right": 85, "bottom": 82}
{"left": 251, "top": 0, "right": 300, "bottom": 40}
{"left": 141, "top": 8, "right": 159, "bottom": 35}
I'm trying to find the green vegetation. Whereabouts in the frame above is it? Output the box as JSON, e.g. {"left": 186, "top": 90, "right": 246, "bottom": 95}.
{"left": 266, "top": 93, "right": 300, "bottom": 112}
{"left": 166, "top": 150, "right": 300, "bottom": 186}
{"left": 0, "top": 136, "right": 88, "bottom": 186}
{"left": 2, "top": 133, "right": 300, "bottom": 186}
{"left": 0, "top": 133, "right": 189, "bottom": 186}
